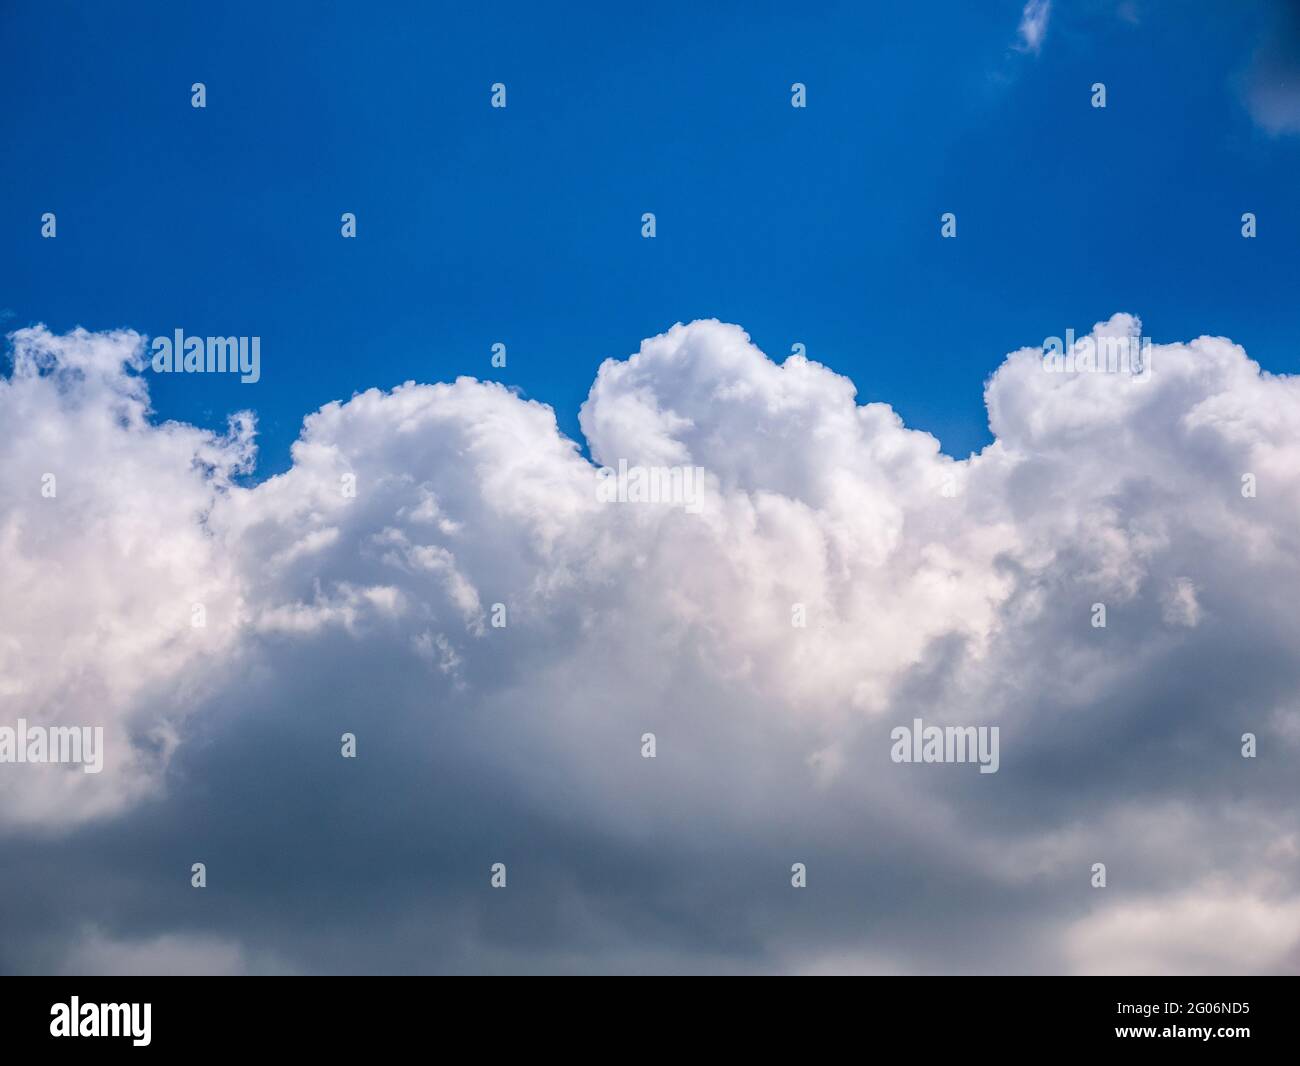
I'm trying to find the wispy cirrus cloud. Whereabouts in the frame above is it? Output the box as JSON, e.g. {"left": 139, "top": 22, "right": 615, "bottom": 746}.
{"left": 1014, "top": 0, "right": 1051, "bottom": 55}
{"left": 1243, "top": 0, "right": 1300, "bottom": 135}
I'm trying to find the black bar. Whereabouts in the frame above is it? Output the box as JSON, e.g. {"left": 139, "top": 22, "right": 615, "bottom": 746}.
{"left": 2, "top": 978, "right": 1290, "bottom": 1054}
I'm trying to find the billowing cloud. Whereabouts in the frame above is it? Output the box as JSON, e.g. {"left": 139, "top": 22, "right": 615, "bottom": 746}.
{"left": 0, "top": 327, "right": 253, "bottom": 827}
{"left": 1, "top": 315, "right": 1298, "bottom": 974}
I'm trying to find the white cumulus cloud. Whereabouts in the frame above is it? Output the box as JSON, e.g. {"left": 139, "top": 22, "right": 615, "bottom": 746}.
{"left": 3, "top": 314, "right": 1299, "bottom": 974}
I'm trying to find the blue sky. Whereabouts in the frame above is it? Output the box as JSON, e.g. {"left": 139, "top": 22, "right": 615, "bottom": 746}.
{"left": 3, "top": 0, "right": 1299, "bottom": 473}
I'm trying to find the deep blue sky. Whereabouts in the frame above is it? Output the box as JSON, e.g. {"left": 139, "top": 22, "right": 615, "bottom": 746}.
{"left": 3, "top": 1, "right": 1298, "bottom": 475}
